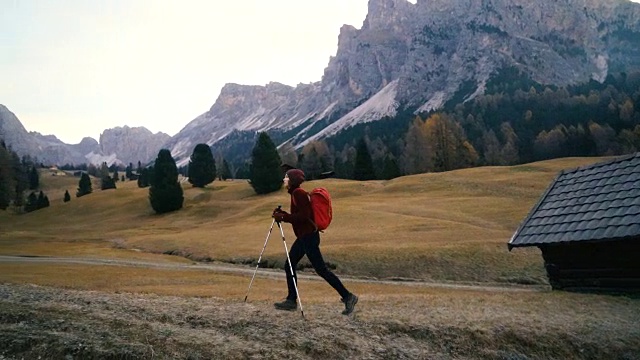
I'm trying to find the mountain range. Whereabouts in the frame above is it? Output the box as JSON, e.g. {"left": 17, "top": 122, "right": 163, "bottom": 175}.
{"left": 0, "top": 105, "right": 169, "bottom": 166}
{"left": 2, "top": 0, "right": 640, "bottom": 167}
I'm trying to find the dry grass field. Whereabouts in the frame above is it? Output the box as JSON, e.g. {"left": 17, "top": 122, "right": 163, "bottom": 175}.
{"left": 1, "top": 157, "right": 639, "bottom": 359}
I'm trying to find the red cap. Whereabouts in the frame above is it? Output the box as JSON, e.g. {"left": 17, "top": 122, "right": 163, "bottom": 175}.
{"left": 286, "top": 169, "right": 305, "bottom": 187}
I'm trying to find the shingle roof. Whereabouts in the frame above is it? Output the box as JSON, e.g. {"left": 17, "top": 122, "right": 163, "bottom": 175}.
{"left": 508, "top": 152, "right": 640, "bottom": 249}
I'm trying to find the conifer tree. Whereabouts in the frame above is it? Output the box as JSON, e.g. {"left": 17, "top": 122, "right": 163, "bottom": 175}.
{"left": 36, "top": 191, "right": 49, "bottom": 209}
{"left": 381, "top": 156, "right": 401, "bottom": 180}
{"left": 64, "top": 190, "right": 71, "bottom": 202}
{"left": 29, "top": 166, "right": 39, "bottom": 190}
{"left": 149, "top": 149, "right": 183, "bottom": 214}
{"left": 125, "top": 163, "right": 133, "bottom": 180}
{"left": 187, "top": 143, "right": 216, "bottom": 188}
{"left": 248, "top": 132, "right": 282, "bottom": 194}
{"left": 24, "top": 192, "right": 38, "bottom": 212}
{"left": 101, "top": 176, "right": 116, "bottom": 190}
{"left": 11, "top": 152, "right": 27, "bottom": 208}
{"left": 353, "top": 138, "right": 376, "bottom": 181}
{"left": 220, "top": 159, "right": 232, "bottom": 180}
{"left": 0, "top": 141, "right": 14, "bottom": 210}
{"left": 77, "top": 172, "right": 92, "bottom": 197}
{"left": 112, "top": 168, "right": 119, "bottom": 182}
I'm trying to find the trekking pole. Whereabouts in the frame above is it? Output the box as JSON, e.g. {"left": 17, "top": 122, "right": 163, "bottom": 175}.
{"left": 277, "top": 220, "right": 305, "bottom": 318}
{"left": 243, "top": 217, "right": 277, "bottom": 302}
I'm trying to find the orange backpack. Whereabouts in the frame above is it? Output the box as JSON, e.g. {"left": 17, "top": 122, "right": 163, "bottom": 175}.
{"left": 293, "top": 187, "right": 333, "bottom": 231}
{"left": 309, "top": 188, "right": 333, "bottom": 231}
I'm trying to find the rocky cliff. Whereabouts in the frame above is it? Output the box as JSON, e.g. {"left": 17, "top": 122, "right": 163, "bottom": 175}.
{"left": 99, "top": 126, "right": 170, "bottom": 165}
{"left": 0, "top": 105, "right": 168, "bottom": 166}
{"left": 164, "top": 0, "right": 640, "bottom": 165}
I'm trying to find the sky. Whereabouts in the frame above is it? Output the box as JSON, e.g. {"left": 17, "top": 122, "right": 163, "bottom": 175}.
{"left": 1, "top": 0, "right": 372, "bottom": 144}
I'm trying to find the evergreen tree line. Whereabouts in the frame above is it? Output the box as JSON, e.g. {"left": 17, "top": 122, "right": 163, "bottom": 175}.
{"left": 241, "top": 69, "right": 640, "bottom": 180}
{"left": 24, "top": 190, "right": 50, "bottom": 213}
{"left": 0, "top": 140, "right": 42, "bottom": 211}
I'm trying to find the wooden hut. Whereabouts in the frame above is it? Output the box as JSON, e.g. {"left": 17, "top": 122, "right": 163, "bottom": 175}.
{"left": 508, "top": 153, "right": 640, "bottom": 292}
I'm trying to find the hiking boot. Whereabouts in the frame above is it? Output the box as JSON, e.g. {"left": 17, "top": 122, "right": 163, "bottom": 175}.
{"left": 274, "top": 299, "right": 297, "bottom": 311}
{"left": 341, "top": 293, "right": 358, "bottom": 315}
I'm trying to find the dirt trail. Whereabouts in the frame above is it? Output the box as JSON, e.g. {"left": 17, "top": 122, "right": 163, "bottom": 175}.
{"left": 2, "top": 257, "right": 639, "bottom": 359}
{"left": 0, "top": 255, "right": 543, "bottom": 293}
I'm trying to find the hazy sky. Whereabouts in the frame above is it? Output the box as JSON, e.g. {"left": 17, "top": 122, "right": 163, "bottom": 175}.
{"left": 2, "top": 0, "right": 639, "bottom": 144}
{"left": 1, "top": 0, "right": 372, "bottom": 144}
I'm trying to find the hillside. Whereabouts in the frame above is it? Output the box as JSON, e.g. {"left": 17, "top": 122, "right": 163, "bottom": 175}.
{"left": 0, "top": 156, "right": 618, "bottom": 284}
{"left": 1, "top": 156, "right": 640, "bottom": 359}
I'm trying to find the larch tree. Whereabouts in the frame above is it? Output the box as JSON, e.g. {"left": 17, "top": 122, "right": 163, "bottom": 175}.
{"left": 401, "top": 116, "right": 432, "bottom": 174}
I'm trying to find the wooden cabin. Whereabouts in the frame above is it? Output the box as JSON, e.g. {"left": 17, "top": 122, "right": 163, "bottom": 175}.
{"left": 508, "top": 152, "right": 640, "bottom": 293}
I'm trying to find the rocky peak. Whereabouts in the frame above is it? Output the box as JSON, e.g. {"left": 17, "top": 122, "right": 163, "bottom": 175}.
{"left": 211, "top": 82, "right": 296, "bottom": 112}
{"left": 363, "top": 0, "right": 414, "bottom": 31}
{"left": 99, "top": 126, "right": 170, "bottom": 165}
{"left": 337, "top": 25, "right": 358, "bottom": 51}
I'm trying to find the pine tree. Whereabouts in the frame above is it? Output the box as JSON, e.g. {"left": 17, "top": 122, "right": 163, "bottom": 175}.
{"left": 11, "top": 152, "right": 27, "bottom": 208}
{"left": 248, "top": 132, "right": 283, "bottom": 194}
{"left": 101, "top": 176, "right": 116, "bottom": 190}
{"left": 112, "top": 168, "right": 119, "bottom": 182}
{"left": 149, "top": 149, "right": 184, "bottom": 214}
{"left": 77, "top": 172, "right": 92, "bottom": 197}
{"left": 125, "top": 163, "right": 133, "bottom": 180}
{"left": 63, "top": 190, "right": 71, "bottom": 202}
{"left": 353, "top": 138, "right": 376, "bottom": 181}
{"left": 29, "top": 166, "right": 39, "bottom": 190}
{"left": 187, "top": 143, "right": 216, "bottom": 188}
{"left": 24, "top": 192, "right": 38, "bottom": 212}
{"left": 0, "top": 141, "right": 14, "bottom": 210}
{"left": 36, "top": 191, "right": 49, "bottom": 209}
{"left": 220, "top": 159, "right": 232, "bottom": 180}
{"left": 381, "top": 156, "right": 401, "bottom": 180}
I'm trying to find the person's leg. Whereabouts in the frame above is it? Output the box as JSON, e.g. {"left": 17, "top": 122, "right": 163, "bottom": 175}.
{"left": 302, "top": 232, "right": 351, "bottom": 299}
{"left": 284, "top": 237, "right": 305, "bottom": 301}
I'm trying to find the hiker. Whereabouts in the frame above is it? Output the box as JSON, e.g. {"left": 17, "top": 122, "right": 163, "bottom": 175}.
{"left": 272, "top": 168, "right": 358, "bottom": 315}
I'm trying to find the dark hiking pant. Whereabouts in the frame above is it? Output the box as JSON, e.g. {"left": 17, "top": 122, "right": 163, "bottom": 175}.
{"left": 285, "top": 231, "right": 350, "bottom": 300}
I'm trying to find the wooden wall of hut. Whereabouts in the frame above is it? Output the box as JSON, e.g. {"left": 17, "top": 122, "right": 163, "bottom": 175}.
{"left": 540, "top": 238, "right": 640, "bottom": 293}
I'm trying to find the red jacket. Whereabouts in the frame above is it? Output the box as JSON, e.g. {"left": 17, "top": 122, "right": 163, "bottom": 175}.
{"left": 281, "top": 186, "right": 316, "bottom": 238}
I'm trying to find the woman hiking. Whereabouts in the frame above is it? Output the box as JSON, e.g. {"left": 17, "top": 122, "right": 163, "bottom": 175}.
{"left": 272, "top": 168, "right": 358, "bottom": 315}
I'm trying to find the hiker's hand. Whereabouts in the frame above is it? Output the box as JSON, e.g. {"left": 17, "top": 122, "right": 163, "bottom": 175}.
{"left": 272, "top": 212, "right": 286, "bottom": 222}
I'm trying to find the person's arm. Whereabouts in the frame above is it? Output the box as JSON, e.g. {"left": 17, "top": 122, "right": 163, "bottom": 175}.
{"left": 283, "top": 189, "right": 312, "bottom": 224}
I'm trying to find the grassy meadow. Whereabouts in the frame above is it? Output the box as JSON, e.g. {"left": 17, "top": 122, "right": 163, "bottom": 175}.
{"left": 2, "top": 156, "right": 640, "bottom": 359}
{"left": 0, "top": 156, "right": 616, "bottom": 285}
